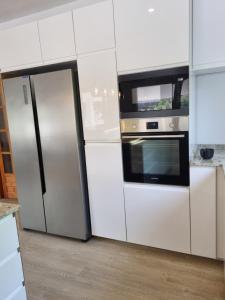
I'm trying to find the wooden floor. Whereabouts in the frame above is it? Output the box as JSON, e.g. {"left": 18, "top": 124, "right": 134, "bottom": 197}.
{"left": 19, "top": 230, "right": 225, "bottom": 300}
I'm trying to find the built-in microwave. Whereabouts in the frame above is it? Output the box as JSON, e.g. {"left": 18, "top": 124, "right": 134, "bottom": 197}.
{"left": 119, "top": 66, "right": 189, "bottom": 118}
{"left": 121, "top": 116, "right": 189, "bottom": 186}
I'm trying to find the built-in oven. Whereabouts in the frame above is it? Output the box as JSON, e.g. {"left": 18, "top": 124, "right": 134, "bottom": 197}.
{"left": 119, "top": 66, "right": 189, "bottom": 119}
{"left": 121, "top": 116, "right": 189, "bottom": 186}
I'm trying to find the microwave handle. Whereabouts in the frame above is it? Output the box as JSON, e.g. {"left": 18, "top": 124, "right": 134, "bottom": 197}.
{"left": 173, "top": 80, "right": 183, "bottom": 109}
{"left": 122, "top": 135, "right": 185, "bottom": 139}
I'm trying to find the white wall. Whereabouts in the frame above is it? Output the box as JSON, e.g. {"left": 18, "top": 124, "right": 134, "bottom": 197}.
{"left": 196, "top": 71, "right": 225, "bottom": 144}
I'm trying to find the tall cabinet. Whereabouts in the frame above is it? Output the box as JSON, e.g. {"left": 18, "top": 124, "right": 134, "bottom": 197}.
{"left": 76, "top": 0, "right": 126, "bottom": 241}
{"left": 0, "top": 79, "right": 17, "bottom": 199}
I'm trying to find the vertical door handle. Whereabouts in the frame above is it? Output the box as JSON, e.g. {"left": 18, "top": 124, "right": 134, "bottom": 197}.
{"left": 22, "top": 85, "right": 29, "bottom": 105}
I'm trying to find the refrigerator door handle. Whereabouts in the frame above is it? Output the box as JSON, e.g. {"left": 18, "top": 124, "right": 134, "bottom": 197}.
{"left": 22, "top": 85, "right": 29, "bottom": 105}
{"left": 30, "top": 78, "right": 47, "bottom": 196}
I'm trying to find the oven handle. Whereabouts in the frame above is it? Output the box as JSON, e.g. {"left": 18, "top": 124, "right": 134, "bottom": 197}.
{"left": 122, "top": 134, "right": 185, "bottom": 139}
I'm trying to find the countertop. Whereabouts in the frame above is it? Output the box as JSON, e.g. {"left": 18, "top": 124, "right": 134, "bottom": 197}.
{"left": 0, "top": 201, "right": 19, "bottom": 220}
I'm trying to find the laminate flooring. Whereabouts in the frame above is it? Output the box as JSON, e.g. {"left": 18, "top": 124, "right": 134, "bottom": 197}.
{"left": 19, "top": 230, "right": 225, "bottom": 300}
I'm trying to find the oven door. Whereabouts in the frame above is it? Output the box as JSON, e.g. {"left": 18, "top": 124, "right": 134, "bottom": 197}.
{"left": 122, "top": 132, "right": 189, "bottom": 186}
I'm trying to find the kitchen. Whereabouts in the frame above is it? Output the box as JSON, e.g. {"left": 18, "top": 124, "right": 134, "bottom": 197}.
{"left": 0, "top": 0, "right": 225, "bottom": 299}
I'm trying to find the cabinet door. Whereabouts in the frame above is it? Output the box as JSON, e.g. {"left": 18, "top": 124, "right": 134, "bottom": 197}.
{"left": 124, "top": 183, "right": 190, "bottom": 253}
{"left": 193, "top": 0, "right": 225, "bottom": 67}
{"left": 0, "top": 22, "right": 42, "bottom": 71}
{"left": 78, "top": 50, "right": 120, "bottom": 141}
{"left": 190, "top": 167, "right": 216, "bottom": 259}
{"left": 38, "top": 12, "right": 76, "bottom": 63}
{"left": 113, "top": 0, "right": 189, "bottom": 73}
{"left": 0, "top": 252, "right": 24, "bottom": 299}
{"left": 85, "top": 143, "right": 126, "bottom": 241}
{"left": 0, "top": 215, "right": 19, "bottom": 262}
{"left": 73, "top": 0, "right": 115, "bottom": 54}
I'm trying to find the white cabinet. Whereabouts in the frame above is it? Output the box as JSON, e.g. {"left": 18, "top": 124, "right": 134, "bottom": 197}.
{"left": 0, "top": 214, "right": 27, "bottom": 300}
{"left": 0, "top": 22, "right": 42, "bottom": 71}
{"left": 73, "top": 0, "right": 115, "bottom": 54}
{"left": 113, "top": 0, "right": 189, "bottom": 73}
{"left": 85, "top": 143, "right": 126, "bottom": 241}
{"left": 190, "top": 167, "right": 216, "bottom": 259}
{"left": 78, "top": 50, "right": 120, "bottom": 141}
{"left": 193, "top": 0, "right": 225, "bottom": 68}
{"left": 38, "top": 12, "right": 76, "bottom": 63}
{"left": 124, "top": 184, "right": 190, "bottom": 254}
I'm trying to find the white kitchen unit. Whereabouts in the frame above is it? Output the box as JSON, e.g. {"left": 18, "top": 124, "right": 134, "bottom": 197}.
{"left": 0, "top": 206, "right": 27, "bottom": 300}
{"left": 124, "top": 184, "right": 190, "bottom": 254}
{"left": 190, "top": 167, "right": 216, "bottom": 259}
{"left": 38, "top": 12, "right": 76, "bottom": 63}
{"left": 73, "top": 0, "right": 115, "bottom": 55}
{"left": 193, "top": 0, "right": 225, "bottom": 69}
{"left": 113, "top": 0, "right": 189, "bottom": 73}
{"left": 78, "top": 50, "right": 120, "bottom": 141}
{"left": 85, "top": 143, "right": 126, "bottom": 241}
{"left": 0, "top": 22, "right": 42, "bottom": 72}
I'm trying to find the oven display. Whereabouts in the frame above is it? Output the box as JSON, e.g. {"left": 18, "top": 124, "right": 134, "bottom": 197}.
{"left": 146, "top": 122, "right": 159, "bottom": 130}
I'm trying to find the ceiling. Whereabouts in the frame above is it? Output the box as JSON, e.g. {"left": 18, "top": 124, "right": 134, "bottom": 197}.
{"left": 0, "top": 0, "right": 77, "bottom": 23}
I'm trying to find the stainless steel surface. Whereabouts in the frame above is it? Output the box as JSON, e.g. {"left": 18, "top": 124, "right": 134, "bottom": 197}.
{"left": 122, "top": 135, "right": 185, "bottom": 139}
{"left": 32, "top": 70, "right": 89, "bottom": 239}
{"left": 3, "top": 77, "right": 46, "bottom": 232}
{"left": 121, "top": 116, "right": 189, "bottom": 133}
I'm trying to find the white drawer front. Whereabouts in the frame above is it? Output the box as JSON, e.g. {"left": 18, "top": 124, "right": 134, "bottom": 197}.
{"left": 6, "top": 286, "right": 27, "bottom": 300}
{"left": 0, "top": 215, "right": 19, "bottom": 262}
{"left": 0, "top": 252, "right": 24, "bottom": 300}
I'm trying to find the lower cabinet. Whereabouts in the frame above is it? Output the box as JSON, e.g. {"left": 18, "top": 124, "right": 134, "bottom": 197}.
{"left": 190, "top": 167, "right": 217, "bottom": 259}
{"left": 85, "top": 143, "right": 126, "bottom": 241}
{"left": 124, "top": 183, "right": 190, "bottom": 254}
{"left": 0, "top": 214, "right": 27, "bottom": 300}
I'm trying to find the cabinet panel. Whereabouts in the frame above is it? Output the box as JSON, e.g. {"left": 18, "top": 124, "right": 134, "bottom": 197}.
{"left": 78, "top": 50, "right": 120, "bottom": 141}
{"left": 85, "top": 143, "right": 126, "bottom": 241}
{"left": 193, "top": 0, "right": 225, "bottom": 67}
{"left": 0, "top": 215, "right": 19, "bottom": 262}
{"left": 7, "top": 286, "right": 27, "bottom": 300}
{"left": 74, "top": 0, "right": 115, "bottom": 54}
{"left": 124, "top": 184, "right": 190, "bottom": 253}
{"left": 0, "top": 252, "right": 24, "bottom": 300}
{"left": 190, "top": 167, "right": 216, "bottom": 259}
{"left": 0, "top": 22, "right": 42, "bottom": 70}
{"left": 38, "top": 12, "right": 76, "bottom": 62}
{"left": 114, "top": 0, "right": 189, "bottom": 73}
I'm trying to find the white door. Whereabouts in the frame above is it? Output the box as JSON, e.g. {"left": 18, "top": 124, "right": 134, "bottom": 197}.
{"left": 78, "top": 50, "right": 120, "bottom": 141}
{"left": 85, "top": 143, "right": 126, "bottom": 241}
{"left": 124, "top": 183, "right": 190, "bottom": 253}
{"left": 190, "top": 167, "right": 217, "bottom": 259}
{"left": 38, "top": 12, "right": 76, "bottom": 63}
{"left": 193, "top": 0, "right": 225, "bottom": 67}
{"left": 0, "top": 22, "right": 42, "bottom": 71}
{"left": 113, "top": 0, "right": 189, "bottom": 73}
{"left": 73, "top": 0, "right": 115, "bottom": 54}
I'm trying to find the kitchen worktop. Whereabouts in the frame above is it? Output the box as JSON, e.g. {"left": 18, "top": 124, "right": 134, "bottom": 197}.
{"left": 0, "top": 201, "right": 19, "bottom": 220}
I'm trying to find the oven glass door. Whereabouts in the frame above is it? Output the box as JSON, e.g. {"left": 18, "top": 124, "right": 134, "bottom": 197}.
{"left": 122, "top": 133, "right": 189, "bottom": 186}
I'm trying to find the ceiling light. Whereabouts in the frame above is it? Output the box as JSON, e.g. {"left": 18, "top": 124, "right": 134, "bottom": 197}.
{"left": 148, "top": 8, "right": 155, "bottom": 13}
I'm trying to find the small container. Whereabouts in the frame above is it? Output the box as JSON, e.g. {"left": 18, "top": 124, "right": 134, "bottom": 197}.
{"left": 200, "top": 148, "right": 214, "bottom": 160}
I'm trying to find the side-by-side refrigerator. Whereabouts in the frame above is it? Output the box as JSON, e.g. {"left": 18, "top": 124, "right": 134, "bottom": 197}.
{"left": 3, "top": 69, "right": 91, "bottom": 240}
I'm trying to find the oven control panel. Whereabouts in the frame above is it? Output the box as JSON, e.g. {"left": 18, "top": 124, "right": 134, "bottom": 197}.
{"left": 146, "top": 122, "right": 159, "bottom": 130}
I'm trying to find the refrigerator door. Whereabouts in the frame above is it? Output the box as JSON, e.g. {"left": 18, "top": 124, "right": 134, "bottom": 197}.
{"left": 3, "top": 76, "right": 46, "bottom": 232}
{"left": 32, "top": 70, "right": 90, "bottom": 239}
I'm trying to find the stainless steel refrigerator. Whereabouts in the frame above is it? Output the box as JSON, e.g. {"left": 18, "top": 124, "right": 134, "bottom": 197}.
{"left": 3, "top": 68, "right": 91, "bottom": 240}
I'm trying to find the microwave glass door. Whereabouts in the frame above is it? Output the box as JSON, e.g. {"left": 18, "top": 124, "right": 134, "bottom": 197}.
{"left": 131, "top": 84, "right": 173, "bottom": 111}
{"left": 122, "top": 134, "right": 189, "bottom": 186}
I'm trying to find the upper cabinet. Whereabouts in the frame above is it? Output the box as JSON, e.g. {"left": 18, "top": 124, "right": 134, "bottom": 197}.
{"left": 73, "top": 0, "right": 115, "bottom": 55}
{"left": 78, "top": 50, "right": 120, "bottom": 141}
{"left": 38, "top": 12, "right": 76, "bottom": 63}
{"left": 193, "top": 0, "right": 225, "bottom": 68}
{"left": 113, "top": 0, "right": 189, "bottom": 73}
{"left": 0, "top": 22, "right": 42, "bottom": 72}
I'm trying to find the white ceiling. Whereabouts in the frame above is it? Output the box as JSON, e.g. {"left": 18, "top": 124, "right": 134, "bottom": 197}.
{"left": 0, "top": 0, "right": 77, "bottom": 23}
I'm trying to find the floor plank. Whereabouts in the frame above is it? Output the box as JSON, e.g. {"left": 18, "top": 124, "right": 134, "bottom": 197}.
{"left": 19, "top": 230, "right": 225, "bottom": 300}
